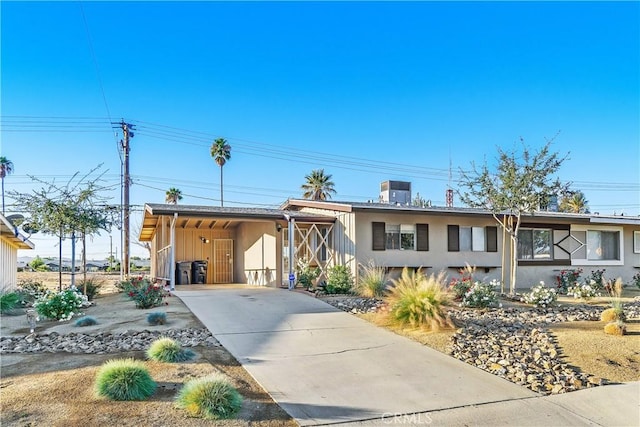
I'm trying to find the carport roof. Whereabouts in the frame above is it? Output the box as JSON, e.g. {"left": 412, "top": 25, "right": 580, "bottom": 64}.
{"left": 139, "top": 203, "right": 336, "bottom": 241}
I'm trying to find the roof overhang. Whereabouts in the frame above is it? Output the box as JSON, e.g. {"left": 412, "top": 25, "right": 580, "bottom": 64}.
{"left": 139, "top": 203, "right": 336, "bottom": 241}
{"left": 0, "top": 214, "right": 35, "bottom": 250}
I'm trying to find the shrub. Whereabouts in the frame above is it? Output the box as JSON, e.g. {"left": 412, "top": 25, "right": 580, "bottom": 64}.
{"left": 555, "top": 268, "right": 582, "bottom": 294}
{"left": 325, "top": 265, "right": 354, "bottom": 294}
{"left": 125, "top": 279, "right": 167, "bottom": 309}
{"left": 0, "top": 292, "right": 21, "bottom": 313}
{"left": 147, "top": 312, "right": 167, "bottom": 325}
{"left": 461, "top": 280, "right": 500, "bottom": 308}
{"left": 75, "top": 316, "right": 98, "bottom": 327}
{"left": 448, "top": 264, "right": 476, "bottom": 301}
{"left": 629, "top": 273, "right": 640, "bottom": 289}
{"left": 385, "top": 268, "right": 453, "bottom": 330}
{"left": 17, "top": 280, "right": 48, "bottom": 306}
{"left": 600, "top": 308, "right": 624, "bottom": 323}
{"left": 295, "top": 258, "right": 320, "bottom": 290}
{"left": 604, "top": 321, "right": 626, "bottom": 336}
{"left": 603, "top": 278, "right": 626, "bottom": 322}
{"left": 587, "top": 269, "right": 607, "bottom": 291}
{"left": 521, "top": 281, "right": 557, "bottom": 308}
{"left": 147, "top": 337, "right": 195, "bottom": 363}
{"left": 175, "top": 374, "right": 243, "bottom": 420}
{"left": 94, "top": 358, "right": 156, "bottom": 400}
{"left": 567, "top": 281, "right": 601, "bottom": 301}
{"left": 75, "top": 277, "right": 104, "bottom": 301}
{"left": 34, "top": 288, "right": 88, "bottom": 321}
{"left": 354, "top": 260, "right": 387, "bottom": 298}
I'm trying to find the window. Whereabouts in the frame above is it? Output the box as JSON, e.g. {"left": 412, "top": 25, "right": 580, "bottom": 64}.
{"left": 448, "top": 225, "right": 496, "bottom": 252}
{"left": 372, "top": 222, "right": 427, "bottom": 251}
{"left": 569, "top": 225, "right": 624, "bottom": 266}
{"left": 634, "top": 231, "right": 640, "bottom": 254}
{"left": 587, "top": 230, "right": 620, "bottom": 260}
{"left": 518, "top": 228, "right": 553, "bottom": 260}
{"left": 385, "top": 224, "right": 415, "bottom": 250}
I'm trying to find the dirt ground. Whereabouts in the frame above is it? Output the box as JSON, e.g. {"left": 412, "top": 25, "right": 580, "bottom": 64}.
{"left": 1, "top": 289, "right": 295, "bottom": 427}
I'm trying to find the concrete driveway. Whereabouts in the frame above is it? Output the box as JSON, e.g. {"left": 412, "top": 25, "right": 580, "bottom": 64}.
{"left": 175, "top": 286, "right": 639, "bottom": 426}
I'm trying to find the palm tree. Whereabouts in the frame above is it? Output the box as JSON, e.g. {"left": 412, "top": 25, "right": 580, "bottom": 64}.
{"left": 165, "top": 187, "right": 183, "bottom": 204}
{"left": 0, "top": 156, "right": 14, "bottom": 214}
{"left": 559, "top": 191, "right": 589, "bottom": 214}
{"left": 210, "top": 138, "right": 231, "bottom": 207}
{"left": 301, "top": 169, "right": 336, "bottom": 201}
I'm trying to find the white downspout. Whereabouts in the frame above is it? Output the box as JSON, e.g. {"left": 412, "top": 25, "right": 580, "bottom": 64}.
{"left": 169, "top": 213, "right": 177, "bottom": 290}
{"left": 288, "top": 217, "right": 295, "bottom": 290}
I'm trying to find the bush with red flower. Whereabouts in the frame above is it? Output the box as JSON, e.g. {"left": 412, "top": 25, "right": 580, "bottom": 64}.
{"left": 122, "top": 277, "right": 167, "bottom": 309}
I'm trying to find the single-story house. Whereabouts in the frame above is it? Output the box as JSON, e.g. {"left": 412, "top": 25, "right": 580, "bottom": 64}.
{"left": 1, "top": 213, "right": 35, "bottom": 290}
{"left": 139, "top": 199, "right": 640, "bottom": 291}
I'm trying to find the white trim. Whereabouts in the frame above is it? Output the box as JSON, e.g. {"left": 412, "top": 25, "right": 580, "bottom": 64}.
{"left": 570, "top": 225, "right": 624, "bottom": 266}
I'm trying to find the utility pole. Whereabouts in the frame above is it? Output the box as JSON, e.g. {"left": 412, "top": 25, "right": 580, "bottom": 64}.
{"left": 113, "top": 120, "right": 135, "bottom": 279}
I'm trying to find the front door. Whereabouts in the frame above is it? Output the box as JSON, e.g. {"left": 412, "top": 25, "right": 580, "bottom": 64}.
{"left": 213, "top": 239, "right": 233, "bottom": 283}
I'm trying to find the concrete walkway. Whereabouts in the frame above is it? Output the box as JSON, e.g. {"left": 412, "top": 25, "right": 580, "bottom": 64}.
{"left": 175, "top": 286, "right": 639, "bottom": 426}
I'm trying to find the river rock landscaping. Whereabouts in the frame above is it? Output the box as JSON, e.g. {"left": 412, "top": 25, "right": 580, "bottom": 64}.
{"left": 323, "top": 295, "right": 640, "bottom": 395}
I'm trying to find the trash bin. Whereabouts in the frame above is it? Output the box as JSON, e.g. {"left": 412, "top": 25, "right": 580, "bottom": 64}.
{"left": 192, "top": 260, "right": 208, "bottom": 284}
{"left": 176, "top": 261, "right": 192, "bottom": 285}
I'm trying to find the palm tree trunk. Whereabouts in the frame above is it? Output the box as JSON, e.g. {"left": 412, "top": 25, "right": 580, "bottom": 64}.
{"left": 220, "top": 166, "right": 224, "bottom": 207}
{"left": 1, "top": 177, "right": 4, "bottom": 215}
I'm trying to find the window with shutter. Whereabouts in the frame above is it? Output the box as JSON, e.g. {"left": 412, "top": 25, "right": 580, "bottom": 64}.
{"left": 448, "top": 225, "right": 459, "bottom": 252}
{"left": 372, "top": 222, "right": 385, "bottom": 251}
{"left": 416, "top": 224, "right": 429, "bottom": 251}
{"left": 486, "top": 226, "right": 498, "bottom": 252}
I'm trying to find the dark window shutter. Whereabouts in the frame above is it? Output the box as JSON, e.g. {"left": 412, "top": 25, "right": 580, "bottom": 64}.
{"left": 448, "top": 225, "right": 459, "bottom": 252}
{"left": 372, "top": 222, "right": 385, "bottom": 251}
{"left": 416, "top": 224, "right": 429, "bottom": 251}
{"left": 486, "top": 226, "right": 498, "bottom": 252}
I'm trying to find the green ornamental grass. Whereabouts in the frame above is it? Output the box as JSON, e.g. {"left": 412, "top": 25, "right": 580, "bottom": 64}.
{"left": 385, "top": 268, "right": 453, "bottom": 330}
{"left": 0, "top": 292, "right": 21, "bottom": 313}
{"left": 355, "top": 261, "right": 387, "bottom": 298}
{"left": 176, "top": 375, "right": 243, "bottom": 420}
{"left": 94, "top": 358, "right": 156, "bottom": 401}
{"left": 147, "top": 337, "right": 195, "bottom": 363}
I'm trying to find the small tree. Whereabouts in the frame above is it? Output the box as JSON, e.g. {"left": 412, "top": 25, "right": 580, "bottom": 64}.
{"left": 459, "top": 140, "right": 568, "bottom": 294}
{"left": 29, "top": 256, "right": 49, "bottom": 272}
{"left": 10, "top": 166, "right": 116, "bottom": 291}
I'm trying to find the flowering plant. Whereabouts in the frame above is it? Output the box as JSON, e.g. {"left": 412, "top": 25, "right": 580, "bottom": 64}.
{"left": 567, "top": 280, "right": 601, "bottom": 300}
{"left": 555, "top": 268, "right": 582, "bottom": 294}
{"left": 34, "top": 288, "right": 88, "bottom": 321}
{"left": 521, "top": 281, "right": 557, "bottom": 308}
{"left": 448, "top": 264, "right": 475, "bottom": 301}
{"left": 126, "top": 279, "right": 167, "bottom": 309}
{"left": 461, "top": 280, "right": 500, "bottom": 308}
{"left": 587, "top": 269, "right": 607, "bottom": 291}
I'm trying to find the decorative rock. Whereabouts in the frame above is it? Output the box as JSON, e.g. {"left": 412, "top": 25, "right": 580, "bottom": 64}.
{"left": 0, "top": 328, "right": 218, "bottom": 355}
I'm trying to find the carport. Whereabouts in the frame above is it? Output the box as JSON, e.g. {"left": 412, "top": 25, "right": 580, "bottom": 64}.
{"left": 139, "top": 203, "right": 336, "bottom": 289}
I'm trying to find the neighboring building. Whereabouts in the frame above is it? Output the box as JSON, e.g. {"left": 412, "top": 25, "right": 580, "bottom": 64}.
{"left": 139, "top": 200, "right": 640, "bottom": 290}
{"left": 1, "top": 214, "right": 35, "bottom": 290}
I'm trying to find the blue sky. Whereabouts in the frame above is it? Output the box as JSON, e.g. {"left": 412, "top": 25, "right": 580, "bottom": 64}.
{"left": 1, "top": 1, "right": 639, "bottom": 259}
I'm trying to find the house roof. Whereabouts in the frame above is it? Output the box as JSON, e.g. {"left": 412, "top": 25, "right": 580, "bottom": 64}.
{"left": 0, "top": 214, "right": 35, "bottom": 250}
{"left": 139, "top": 203, "right": 336, "bottom": 241}
{"left": 281, "top": 199, "right": 640, "bottom": 226}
